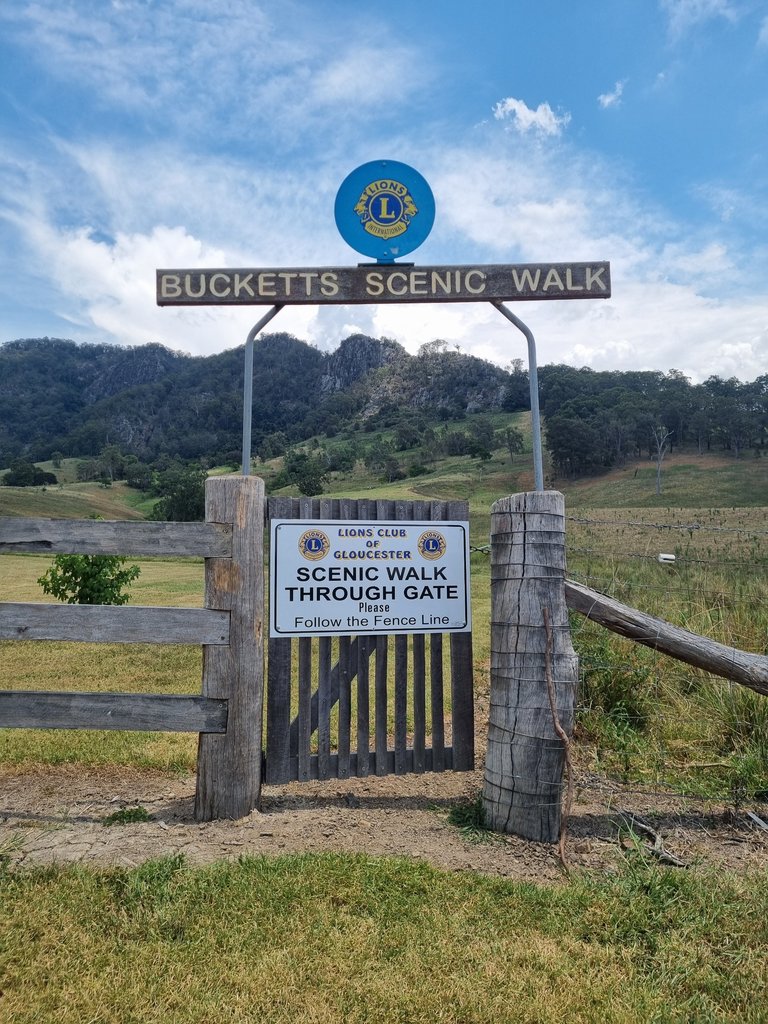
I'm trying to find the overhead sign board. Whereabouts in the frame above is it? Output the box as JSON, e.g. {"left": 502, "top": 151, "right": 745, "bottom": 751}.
{"left": 157, "top": 261, "right": 610, "bottom": 306}
{"left": 334, "top": 159, "right": 436, "bottom": 262}
{"left": 269, "top": 519, "right": 471, "bottom": 637}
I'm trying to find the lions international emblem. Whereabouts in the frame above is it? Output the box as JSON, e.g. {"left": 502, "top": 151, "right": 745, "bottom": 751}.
{"left": 298, "top": 529, "right": 330, "bottom": 561}
{"left": 353, "top": 177, "right": 418, "bottom": 240}
{"left": 418, "top": 530, "right": 447, "bottom": 561}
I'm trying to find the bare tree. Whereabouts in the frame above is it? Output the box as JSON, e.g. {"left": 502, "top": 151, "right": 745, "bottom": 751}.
{"left": 652, "top": 425, "right": 672, "bottom": 495}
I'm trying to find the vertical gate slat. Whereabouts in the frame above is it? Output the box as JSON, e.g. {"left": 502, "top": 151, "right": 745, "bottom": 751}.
{"left": 413, "top": 500, "right": 431, "bottom": 522}
{"left": 357, "top": 635, "right": 370, "bottom": 776}
{"left": 447, "top": 499, "right": 474, "bottom": 771}
{"left": 430, "top": 633, "right": 445, "bottom": 771}
{"left": 266, "top": 637, "right": 292, "bottom": 784}
{"left": 450, "top": 633, "right": 474, "bottom": 771}
{"left": 318, "top": 636, "right": 332, "bottom": 779}
{"left": 394, "top": 634, "right": 408, "bottom": 774}
{"left": 297, "top": 636, "right": 312, "bottom": 782}
{"left": 338, "top": 636, "right": 351, "bottom": 778}
{"left": 374, "top": 637, "right": 388, "bottom": 776}
{"left": 357, "top": 499, "right": 376, "bottom": 520}
{"left": 412, "top": 634, "right": 426, "bottom": 773}
{"left": 337, "top": 498, "right": 356, "bottom": 779}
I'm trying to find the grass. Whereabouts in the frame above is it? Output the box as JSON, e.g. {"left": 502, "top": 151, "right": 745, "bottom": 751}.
{"left": 0, "top": 853, "right": 766, "bottom": 1023}
{"left": 2, "top": 449, "right": 767, "bottom": 796}
{"left": 2, "top": 496, "right": 768, "bottom": 800}
{"left": 565, "top": 503, "right": 768, "bottom": 800}
{"left": 0, "top": 480, "right": 146, "bottom": 520}
{"left": 102, "top": 805, "right": 152, "bottom": 826}
{"left": 2, "top": 449, "right": 768, "bottom": 1022}
{"left": 0, "top": 553, "right": 204, "bottom": 769}
{"left": 562, "top": 452, "right": 768, "bottom": 508}
{"left": 446, "top": 795, "right": 495, "bottom": 843}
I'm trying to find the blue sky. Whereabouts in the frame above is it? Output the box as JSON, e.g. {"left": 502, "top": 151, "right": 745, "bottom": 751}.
{"left": 0, "top": 0, "right": 766, "bottom": 381}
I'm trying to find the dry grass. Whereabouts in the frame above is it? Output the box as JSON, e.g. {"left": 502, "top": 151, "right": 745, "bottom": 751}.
{"left": 0, "top": 853, "right": 766, "bottom": 1023}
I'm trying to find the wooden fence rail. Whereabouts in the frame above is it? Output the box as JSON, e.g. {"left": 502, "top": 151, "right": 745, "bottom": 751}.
{"left": 565, "top": 578, "right": 768, "bottom": 696}
{"left": 0, "top": 692, "right": 228, "bottom": 732}
{"left": 0, "top": 518, "right": 232, "bottom": 557}
{"left": 0, "top": 475, "right": 264, "bottom": 820}
{"left": 0, "top": 603, "right": 229, "bottom": 644}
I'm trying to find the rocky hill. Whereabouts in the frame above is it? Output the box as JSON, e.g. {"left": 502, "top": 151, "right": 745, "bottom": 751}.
{"left": 0, "top": 335, "right": 517, "bottom": 465}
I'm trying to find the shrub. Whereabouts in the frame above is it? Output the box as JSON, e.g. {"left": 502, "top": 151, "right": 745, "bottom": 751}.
{"left": 38, "top": 555, "right": 141, "bottom": 605}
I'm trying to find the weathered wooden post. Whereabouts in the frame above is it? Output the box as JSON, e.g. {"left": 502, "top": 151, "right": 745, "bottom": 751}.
{"left": 483, "top": 491, "right": 578, "bottom": 843}
{"left": 195, "top": 475, "right": 265, "bottom": 820}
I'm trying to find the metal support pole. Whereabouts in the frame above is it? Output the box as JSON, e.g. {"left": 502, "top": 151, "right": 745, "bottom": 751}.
{"left": 241, "top": 305, "right": 283, "bottom": 475}
{"left": 491, "top": 301, "right": 544, "bottom": 491}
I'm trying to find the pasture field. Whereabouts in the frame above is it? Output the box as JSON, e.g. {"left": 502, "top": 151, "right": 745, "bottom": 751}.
{"left": 0, "top": 548, "right": 491, "bottom": 771}
{"left": 1, "top": 500, "right": 767, "bottom": 800}
{"left": 2, "top": 466, "right": 768, "bottom": 1023}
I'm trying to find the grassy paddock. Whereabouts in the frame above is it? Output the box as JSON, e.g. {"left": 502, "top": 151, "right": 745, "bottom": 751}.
{"left": 1, "top": 499, "right": 766, "bottom": 798}
{"left": 0, "top": 551, "right": 492, "bottom": 770}
{"left": 0, "top": 554, "right": 204, "bottom": 769}
{"left": 565, "top": 507, "right": 768, "bottom": 799}
{"left": 0, "top": 853, "right": 766, "bottom": 1024}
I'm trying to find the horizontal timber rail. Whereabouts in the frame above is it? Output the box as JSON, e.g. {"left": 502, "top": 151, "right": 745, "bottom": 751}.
{"left": 0, "top": 692, "right": 228, "bottom": 732}
{"left": 565, "top": 578, "right": 768, "bottom": 697}
{"left": 0, "top": 517, "right": 232, "bottom": 557}
{"left": 0, "top": 603, "right": 229, "bottom": 644}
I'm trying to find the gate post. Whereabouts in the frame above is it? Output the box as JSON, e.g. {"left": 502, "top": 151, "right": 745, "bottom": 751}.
{"left": 195, "top": 475, "right": 265, "bottom": 820}
{"left": 483, "top": 491, "right": 578, "bottom": 842}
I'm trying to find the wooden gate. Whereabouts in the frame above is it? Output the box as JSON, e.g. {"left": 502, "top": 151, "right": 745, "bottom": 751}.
{"left": 264, "top": 497, "right": 474, "bottom": 784}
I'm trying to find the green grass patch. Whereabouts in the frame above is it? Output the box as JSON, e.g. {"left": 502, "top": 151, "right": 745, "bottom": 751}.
{"left": 102, "top": 805, "right": 152, "bottom": 826}
{"left": 562, "top": 452, "right": 768, "bottom": 509}
{"left": 0, "top": 481, "right": 146, "bottom": 520}
{"left": 445, "top": 795, "right": 495, "bottom": 843}
{"left": 0, "top": 853, "right": 765, "bottom": 1023}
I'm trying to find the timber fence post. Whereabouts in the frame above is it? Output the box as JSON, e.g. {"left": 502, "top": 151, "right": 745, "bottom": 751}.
{"left": 195, "top": 475, "right": 265, "bottom": 820}
{"left": 483, "top": 491, "right": 578, "bottom": 843}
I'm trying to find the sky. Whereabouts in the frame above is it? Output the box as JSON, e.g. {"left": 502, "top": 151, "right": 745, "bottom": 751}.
{"left": 0, "top": 0, "right": 767, "bottom": 382}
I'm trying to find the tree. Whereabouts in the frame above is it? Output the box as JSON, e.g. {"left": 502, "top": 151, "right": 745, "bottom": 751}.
{"left": 2, "top": 460, "right": 57, "bottom": 487}
{"left": 651, "top": 425, "right": 672, "bottom": 495}
{"left": 150, "top": 464, "right": 207, "bottom": 521}
{"left": 38, "top": 555, "right": 140, "bottom": 605}
{"left": 277, "top": 449, "right": 328, "bottom": 495}
{"left": 503, "top": 426, "right": 525, "bottom": 461}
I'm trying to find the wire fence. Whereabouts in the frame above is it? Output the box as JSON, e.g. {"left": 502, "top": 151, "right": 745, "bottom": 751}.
{"left": 477, "top": 510, "right": 768, "bottom": 823}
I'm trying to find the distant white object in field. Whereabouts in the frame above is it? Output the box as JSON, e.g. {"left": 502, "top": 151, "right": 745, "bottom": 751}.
{"left": 657, "top": 553, "right": 676, "bottom": 564}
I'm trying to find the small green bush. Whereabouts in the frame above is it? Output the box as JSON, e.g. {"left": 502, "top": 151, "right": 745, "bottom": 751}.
{"left": 38, "top": 554, "right": 140, "bottom": 605}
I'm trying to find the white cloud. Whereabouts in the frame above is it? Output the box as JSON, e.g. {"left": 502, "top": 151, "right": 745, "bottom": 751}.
{"left": 659, "top": 0, "right": 739, "bottom": 39}
{"left": 493, "top": 97, "right": 571, "bottom": 137}
{"left": 9, "top": 124, "right": 766, "bottom": 382}
{"left": 598, "top": 80, "right": 627, "bottom": 109}
{"left": 1, "top": 1, "right": 766, "bottom": 387}
{"left": 0, "top": 1, "right": 432, "bottom": 146}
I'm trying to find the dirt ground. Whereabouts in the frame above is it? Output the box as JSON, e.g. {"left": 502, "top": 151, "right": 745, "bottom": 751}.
{"left": 1, "top": 761, "right": 766, "bottom": 880}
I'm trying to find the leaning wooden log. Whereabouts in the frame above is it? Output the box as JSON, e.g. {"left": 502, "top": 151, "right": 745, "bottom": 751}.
{"left": 565, "top": 579, "right": 768, "bottom": 697}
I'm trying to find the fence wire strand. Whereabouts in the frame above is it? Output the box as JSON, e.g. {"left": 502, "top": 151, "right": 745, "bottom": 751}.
{"left": 482, "top": 507, "right": 768, "bottom": 819}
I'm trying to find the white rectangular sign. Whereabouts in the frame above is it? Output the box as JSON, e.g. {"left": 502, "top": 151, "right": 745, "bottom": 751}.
{"left": 269, "top": 520, "right": 471, "bottom": 637}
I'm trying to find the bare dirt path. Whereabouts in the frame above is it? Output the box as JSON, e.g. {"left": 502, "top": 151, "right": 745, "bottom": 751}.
{"left": 2, "top": 764, "right": 766, "bottom": 880}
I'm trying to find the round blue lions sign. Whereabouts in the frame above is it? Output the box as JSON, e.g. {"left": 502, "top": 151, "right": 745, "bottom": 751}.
{"left": 334, "top": 160, "right": 435, "bottom": 263}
